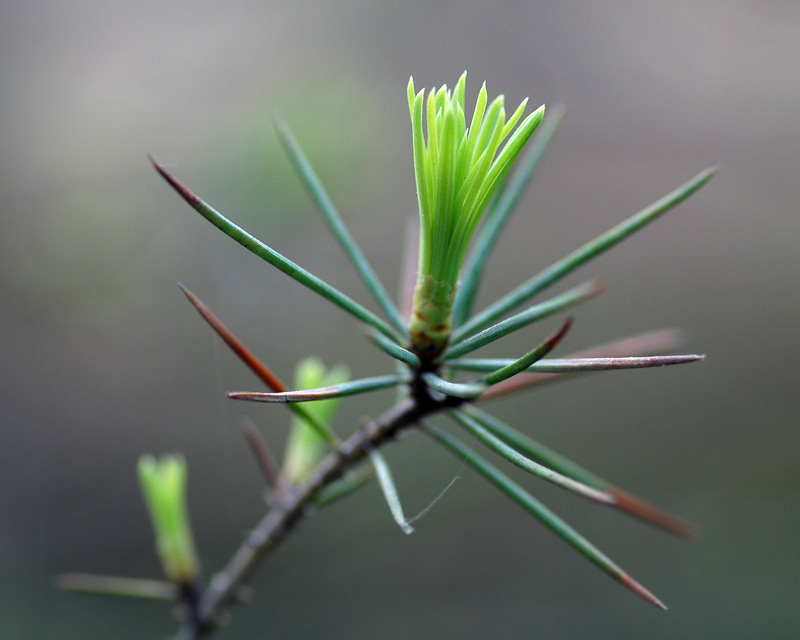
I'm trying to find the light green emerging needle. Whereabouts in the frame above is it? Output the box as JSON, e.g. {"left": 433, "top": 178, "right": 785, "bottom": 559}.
{"left": 453, "top": 106, "right": 565, "bottom": 326}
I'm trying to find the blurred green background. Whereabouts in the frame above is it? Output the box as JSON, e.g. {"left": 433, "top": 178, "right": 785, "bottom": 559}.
{"left": 2, "top": 1, "right": 798, "bottom": 638}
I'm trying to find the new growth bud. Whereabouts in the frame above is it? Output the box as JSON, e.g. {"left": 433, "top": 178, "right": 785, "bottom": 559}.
{"left": 137, "top": 455, "right": 199, "bottom": 584}
{"left": 407, "top": 72, "right": 544, "bottom": 360}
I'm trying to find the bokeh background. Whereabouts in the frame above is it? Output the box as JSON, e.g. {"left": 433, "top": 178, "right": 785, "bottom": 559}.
{"left": 2, "top": 1, "right": 798, "bottom": 638}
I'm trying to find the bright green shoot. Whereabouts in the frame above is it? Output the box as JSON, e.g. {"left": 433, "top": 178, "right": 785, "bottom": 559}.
{"left": 407, "top": 73, "right": 545, "bottom": 359}
{"left": 137, "top": 455, "right": 199, "bottom": 585}
{"left": 281, "top": 358, "right": 350, "bottom": 485}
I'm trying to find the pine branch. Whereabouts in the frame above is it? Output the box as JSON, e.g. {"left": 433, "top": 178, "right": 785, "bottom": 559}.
{"left": 173, "top": 395, "right": 445, "bottom": 639}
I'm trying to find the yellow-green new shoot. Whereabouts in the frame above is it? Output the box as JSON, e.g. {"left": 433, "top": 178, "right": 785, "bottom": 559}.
{"left": 137, "top": 455, "right": 199, "bottom": 584}
{"left": 407, "top": 72, "right": 544, "bottom": 360}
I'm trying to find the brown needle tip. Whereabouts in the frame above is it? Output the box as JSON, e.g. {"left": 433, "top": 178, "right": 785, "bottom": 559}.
{"left": 148, "top": 156, "right": 201, "bottom": 207}
{"left": 611, "top": 489, "right": 694, "bottom": 538}
{"left": 619, "top": 573, "right": 668, "bottom": 610}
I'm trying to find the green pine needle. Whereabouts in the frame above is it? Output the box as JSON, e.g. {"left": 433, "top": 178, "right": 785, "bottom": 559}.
{"left": 450, "top": 410, "right": 613, "bottom": 503}
{"left": 422, "top": 423, "right": 667, "bottom": 609}
{"left": 449, "top": 354, "right": 705, "bottom": 373}
{"left": 368, "top": 448, "right": 414, "bottom": 534}
{"left": 453, "top": 166, "right": 718, "bottom": 341}
{"left": 464, "top": 406, "right": 606, "bottom": 488}
{"left": 444, "top": 279, "right": 603, "bottom": 360}
{"left": 368, "top": 332, "right": 422, "bottom": 368}
{"left": 227, "top": 375, "right": 408, "bottom": 403}
{"left": 461, "top": 406, "right": 693, "bottom": 536}
{"left": 452, "top": 106, "right": 565, "bottom": 326}
{"left": 420, "top": 373, "right": 487, "bottom": 399}
{"left": 274, "top": 119, "right": 407, "bottom": 335}
{"left": 150, "top": 158, "right": 403, "bottom": 345}
{"left": 480, "top": 317, "right": 573, "bottom": 386}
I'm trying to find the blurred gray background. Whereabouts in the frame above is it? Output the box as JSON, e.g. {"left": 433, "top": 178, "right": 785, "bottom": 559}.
{"left": 2, "top": 1, "right": 798, "bottom": 638}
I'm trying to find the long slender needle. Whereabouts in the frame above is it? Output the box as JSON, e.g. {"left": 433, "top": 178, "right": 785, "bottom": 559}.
{"left": 478, "top": 329, "right": 689, "bottom": 399}
{"left": 453, "top": 106, "right": 565, "bottom": 326}
{"left": 178, "top": 284, "right": 337, "bottom": 445}
{"left": 421, "top": 373, "right": 487, "bottom": 399}
{"left": 314, "top": 467, "right": 374, "bottom": 508}
{"left": 452, "top": 354, "right": 705, "bottom": 373}
{"left": 463, "top": 406, "right": 693, "bottom": 536}
{"left": 423, "top": 424, "right": 667, "bottom": 609}
{"left": 55, "top": 574, "right": 177, "bottom": 601}
{"left": 274, "top": 119, "right": 407, "bottom": 335}
{"left": 450, "top": 410, "right": 614, "bottom": 504}
{"left": 454, "top": 166, "right": 718, "bottom": 341}
{"left": 421, "top": 318, "right": 572, "bottom": 399}
{"left": 481, "top": 317, "right": 573, "bottom": 386}
{"left": 368, "top": 447, "right": 414, "bottom": 534}
{"left": 228, "top": 375, "right": 407, "bottom": 403}
{"left": 610, "top": 489, "right": 693, "bottom": 537}
{"left": 368, "top": 332, "right": 421, "bottom": 368}
{"left": 151, "top": 158, "right": 402, "bottom": 344}
{"left": 445, "top": 279, "right": 603, "bottom": 360}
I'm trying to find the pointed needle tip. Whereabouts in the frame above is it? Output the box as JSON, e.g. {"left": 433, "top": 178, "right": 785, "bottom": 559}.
{"left": 149, "top": 157, "right": 201, "bottom": 207}
{"left": 148, "top": 154, "right": 166, "bottom": 174}
{"left": 229, "top": 391, "right": 284, "bottom": 403}
{"left": 177, "top": 282, "right": 204, "bottom": 309}
{"left": 619, "top": 573, "right": 668, "bottom": 610}
{"left": 178, "top": 287, "right": 288, "bottom": 393}
{"left": 675, "top": 354, "right": 705, "bottom": 365}
{"left": 546, "top": 316, "right": 574, "bottom": 349}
